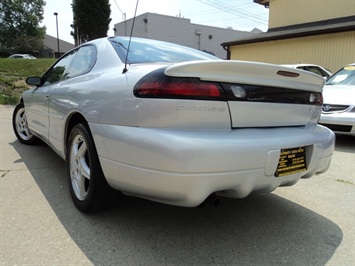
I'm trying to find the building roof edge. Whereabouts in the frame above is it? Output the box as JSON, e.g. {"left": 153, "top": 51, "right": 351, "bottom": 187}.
{"left": 222, "top": 16, "right": 355, "bottom": 47}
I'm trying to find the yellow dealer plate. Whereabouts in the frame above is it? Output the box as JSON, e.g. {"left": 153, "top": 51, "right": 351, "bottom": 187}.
{"left": 344, "top": 66, "right": 355, "bottom": 71}
{"left": 275, "top": 147, "right": 307, "bottom": 177}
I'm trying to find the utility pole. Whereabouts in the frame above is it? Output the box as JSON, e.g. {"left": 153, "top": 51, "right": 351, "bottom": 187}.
{"left": 54, "top": 12, "right": 60, "bottom": 57}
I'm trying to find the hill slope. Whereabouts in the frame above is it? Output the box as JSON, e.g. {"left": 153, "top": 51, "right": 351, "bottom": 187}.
{"left": 0, "top": 59, "right": 55, "bottom": 104}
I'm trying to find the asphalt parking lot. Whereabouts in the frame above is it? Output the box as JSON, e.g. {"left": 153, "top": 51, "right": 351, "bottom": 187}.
{"left": 1, "top": 104, "right": 354, "bottom": 265}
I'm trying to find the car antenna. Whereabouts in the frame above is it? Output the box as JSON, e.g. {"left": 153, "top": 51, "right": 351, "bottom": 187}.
{"left": 122, "top": 0, "right": 139, "bottom": 74}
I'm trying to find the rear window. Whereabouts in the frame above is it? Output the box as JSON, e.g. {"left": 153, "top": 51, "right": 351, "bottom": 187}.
{"left": 109, "top": 37, "right": 219, "bottom": 64}
{"left": 326, "top": 65, "right": 355, "bottom": 85}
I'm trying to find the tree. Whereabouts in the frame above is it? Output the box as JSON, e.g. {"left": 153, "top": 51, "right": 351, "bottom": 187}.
{"left": 0, "top": 0, "right": 46, "bottom": 50}
{"left": 71, "top": 0, "right": 111, "bottom": 45}
{"left": 13, "top": 35, "right": 44, "bottom": 53}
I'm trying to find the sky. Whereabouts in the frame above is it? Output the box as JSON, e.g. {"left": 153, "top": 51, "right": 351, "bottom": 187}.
{"left": 42, "top": 0, "right": 269, "bottom": 44}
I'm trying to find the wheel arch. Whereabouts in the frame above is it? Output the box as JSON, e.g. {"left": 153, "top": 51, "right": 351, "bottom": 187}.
{"left": 17, "top": 97, "right": 24, "bottom": 106}
{"left": 64, "top": 112, "right": 88, "bottom": 159}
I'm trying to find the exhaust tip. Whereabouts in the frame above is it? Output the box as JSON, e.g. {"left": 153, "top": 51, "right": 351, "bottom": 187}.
{"left": 212, "top": 197, "right": 221, "bottom": 207}
{"left": 198, "top": 194, "right": 221, "bottom": 208}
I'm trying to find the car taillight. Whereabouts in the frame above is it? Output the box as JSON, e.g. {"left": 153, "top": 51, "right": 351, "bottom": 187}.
{"left": 134, "top": 68, "right": 226, "bottom": 100}
{"left": 310, "top": 92, "right": 323, "bottom": 106}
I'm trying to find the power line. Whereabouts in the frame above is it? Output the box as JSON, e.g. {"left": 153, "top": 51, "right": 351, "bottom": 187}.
{"left": 112, "top": 0, "right": 126, "bottom": 20}
{"left": 113, "top": 0, "right": 124, "bottom": 15}
{"left": 195, "top": 0, "right": 268, "bottom": 24}
{"left": 203, "top": 0, "right": 267, "bottom": 23}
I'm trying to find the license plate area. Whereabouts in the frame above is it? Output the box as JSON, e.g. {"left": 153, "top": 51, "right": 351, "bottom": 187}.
{"left": 275, "top": 146, "right": 307, "bottom": 177}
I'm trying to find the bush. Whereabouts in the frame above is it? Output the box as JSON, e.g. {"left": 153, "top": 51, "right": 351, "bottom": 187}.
{"left": 0, "top": 50, "right": 11, "bottom": 58}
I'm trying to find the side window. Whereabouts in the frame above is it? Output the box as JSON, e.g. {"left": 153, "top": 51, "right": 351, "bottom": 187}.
{"left": 65, "top": 45, "right": 97, "bottom": 78}
{"left": 297, "top": 66, "right": 307, "bottom": 71}
{"left": 307, "top": 67, "right": 324, "bottom": 77}
{"left": 43, "top": 50, "right": 77, "bottom": 85}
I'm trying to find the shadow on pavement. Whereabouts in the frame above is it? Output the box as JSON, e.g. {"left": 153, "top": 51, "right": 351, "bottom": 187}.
{"left": 10, "top": 139, "right": 344, "bottom": 265}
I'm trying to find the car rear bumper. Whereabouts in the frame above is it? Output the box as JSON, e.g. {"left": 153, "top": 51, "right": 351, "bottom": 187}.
{"left": 90, "top": 123, "right": 335, "bottom": 207}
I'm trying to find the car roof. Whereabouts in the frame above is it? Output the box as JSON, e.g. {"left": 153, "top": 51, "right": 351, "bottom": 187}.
{"left": 9, "top": 54, "right": 33, "bottom": 56}
{"left": 282, "top": 64, "right": 324, "bottom": 67}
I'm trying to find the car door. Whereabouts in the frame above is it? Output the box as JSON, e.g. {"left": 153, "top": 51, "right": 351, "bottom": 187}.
{"left": 48, "top": 45, "right": 97, "bottom": 156}
{"left": 25, "top": 50, "right": 77, "bottom": 141}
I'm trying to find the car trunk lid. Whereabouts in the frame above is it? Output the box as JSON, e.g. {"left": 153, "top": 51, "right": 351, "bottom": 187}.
{"left": 165, "top": 60, "right": 324, "bottom": 128}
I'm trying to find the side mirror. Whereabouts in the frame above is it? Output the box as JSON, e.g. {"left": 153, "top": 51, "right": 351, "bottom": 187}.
{"left": 26, "top": 77, "right": 42, "bottom": 86}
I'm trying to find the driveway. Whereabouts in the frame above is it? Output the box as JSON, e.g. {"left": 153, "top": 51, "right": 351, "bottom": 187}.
{"left": 1, "top": 104, "right": 354, "bottom": 265}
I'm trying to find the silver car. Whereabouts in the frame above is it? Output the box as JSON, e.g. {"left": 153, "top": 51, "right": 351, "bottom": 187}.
{"left": 319, "top": 63, "right": 355, "bottom": 136}
{"left": 282, "top": 64, "right": 332, "bottom": 79}
{"left": 13, "top": 37, "right": 335, "bottom": 212}
{"left": 8, "top": 54, "right": 36, "bottom": 59}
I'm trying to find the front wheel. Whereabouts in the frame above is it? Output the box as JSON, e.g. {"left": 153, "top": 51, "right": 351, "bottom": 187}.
{"left": 12, "top": 103, "right": 38, "bottom": 145}
{"left": 67, "top": 123, "right": 116, "bottom": 212}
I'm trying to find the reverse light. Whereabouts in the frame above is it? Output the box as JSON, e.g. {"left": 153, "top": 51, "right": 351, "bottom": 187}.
{"left": 309, "top": 93, "right": 323, "bottom": 106}
{"left": 231, "top": 85, "right": 247, "bottom": 99}
{"left": 134, "top": 68, "right": 226, "bottom": 100}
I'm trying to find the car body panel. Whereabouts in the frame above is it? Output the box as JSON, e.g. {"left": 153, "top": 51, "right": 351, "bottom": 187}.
{"left": 229, "top": 102, "right": 321, "bottom": 128}
{"left": 23, "top": 85, "right": 51, "bottom": 140}
{"left": 322, "top": 85, "right": 354, "bottom": 104}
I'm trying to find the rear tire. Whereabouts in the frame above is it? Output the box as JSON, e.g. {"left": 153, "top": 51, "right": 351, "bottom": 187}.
{"left": 67, "top": 123, "right": 116, "bottom": 212}
{"left": 12, "top": 103, "right": 38, "bottom": 145}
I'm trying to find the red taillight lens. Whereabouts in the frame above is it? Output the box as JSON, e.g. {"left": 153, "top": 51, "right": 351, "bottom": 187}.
{"left": 134, "top": 68, "right": 225, "bottom": 100}
{"left": 137, "top": 81, "right": 222, "bottom": 98}
{"left": 314, "top": 93, "right": 323, "bottom": 106}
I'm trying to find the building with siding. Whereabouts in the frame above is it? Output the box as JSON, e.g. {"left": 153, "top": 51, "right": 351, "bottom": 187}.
{"left": 42, "top": 34, "right": 75, "bottom": 58}
{"left": 222, "top": 0, "right": 355, "bottom": 72}
{"left": 113, "top": 13, "right": 259, "bottom": 59}
{"left": 1, "top": 34, "right": 74, "bottom": 58}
